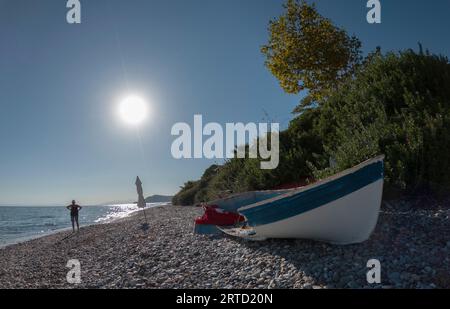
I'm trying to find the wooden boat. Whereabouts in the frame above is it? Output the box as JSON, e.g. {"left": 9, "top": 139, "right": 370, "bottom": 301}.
{"left": 194, "top": 155, "right": 385, "bottom": 245}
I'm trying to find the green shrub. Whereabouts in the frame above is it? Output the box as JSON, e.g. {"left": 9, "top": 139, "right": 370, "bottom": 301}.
{"left": 314, "top": 49, "right": 450, "bottom": 192}
{"left": 172, "top": 49, "right": 450, "bottom": 205}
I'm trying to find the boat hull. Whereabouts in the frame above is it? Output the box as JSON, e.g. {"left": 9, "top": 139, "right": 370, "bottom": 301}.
{"left": 194, "top": 224, "right": 222, "bottom": 235}
{"left": 237, "top": 156, "right": 385, "bottom": 244}
{"left": 250, "top": 179, "right": 383, "bottom": 244}
{"left": 195, "top": 156, "right": 385, "bottom": 245}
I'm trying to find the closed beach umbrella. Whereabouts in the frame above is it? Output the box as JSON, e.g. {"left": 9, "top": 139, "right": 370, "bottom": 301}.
{"left": 135, "top": 176, "right": 146, "bottom": 208}
{"left": 135, "top": 176, "right": 149, "bottom": 226}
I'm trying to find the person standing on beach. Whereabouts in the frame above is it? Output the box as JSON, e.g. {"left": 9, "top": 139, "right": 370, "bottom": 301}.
{"left": 67, "top": 200, "right": 82, "bottom": 232}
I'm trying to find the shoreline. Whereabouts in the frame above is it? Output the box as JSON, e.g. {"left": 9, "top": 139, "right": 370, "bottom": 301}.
{"left": 0, "top": 227, "right": 74, "bottom": 250}
{"left": 0, "top": 200, "right": 449, "bottom": 289}
{"left": 0, "top": 204, "right": 167, "bottom": 249}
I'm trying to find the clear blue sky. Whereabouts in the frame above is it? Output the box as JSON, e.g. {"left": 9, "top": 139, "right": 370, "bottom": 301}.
{"left": 1, "top": 0, "right": 449, "bottom": 206}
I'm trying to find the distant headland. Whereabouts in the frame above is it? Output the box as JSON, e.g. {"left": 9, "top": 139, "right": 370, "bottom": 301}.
{"left": 144, "top": 195, "right": 173, "bottom": 203}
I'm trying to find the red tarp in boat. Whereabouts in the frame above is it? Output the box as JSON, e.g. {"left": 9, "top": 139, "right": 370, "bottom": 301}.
{"left": 195, "top": 205, "right": 245, "bottom": 226}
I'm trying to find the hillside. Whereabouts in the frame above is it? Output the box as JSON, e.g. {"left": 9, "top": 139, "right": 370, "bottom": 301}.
{"left": 145, "top": 195, "right": 173, "bottom": 203}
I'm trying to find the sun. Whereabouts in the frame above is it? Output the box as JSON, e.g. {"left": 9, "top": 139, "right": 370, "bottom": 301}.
{"left": 118, "top": 95, "right": 149, "bottom": 125}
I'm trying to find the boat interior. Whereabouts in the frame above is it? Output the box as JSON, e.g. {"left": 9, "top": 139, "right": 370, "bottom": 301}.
{"left": 211, "top": 190, "right": 291, "bottom": 213}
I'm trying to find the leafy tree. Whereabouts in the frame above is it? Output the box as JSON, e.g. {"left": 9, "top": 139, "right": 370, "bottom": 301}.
{"left": 172, "top": 49, "right": 450, "bottom": 205}
{"left": 172, "top": 1, "right": 450, "bottom": 205}
{"left": 261, "top": 0, "right": 362, "bottom": 112}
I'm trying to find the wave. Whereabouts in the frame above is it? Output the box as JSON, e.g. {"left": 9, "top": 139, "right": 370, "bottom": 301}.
{"left": 43, "top": 223, "right": 57, "bottom": 227}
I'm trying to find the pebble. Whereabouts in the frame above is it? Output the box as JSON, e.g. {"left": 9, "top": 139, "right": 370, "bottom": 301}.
{"left": 0, "top": 198, "right": 449, "bottom": 289}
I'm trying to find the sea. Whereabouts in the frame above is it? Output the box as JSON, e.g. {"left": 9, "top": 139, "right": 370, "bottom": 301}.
{"left": 0, "top": 203, "right": 167, "bottom": 247}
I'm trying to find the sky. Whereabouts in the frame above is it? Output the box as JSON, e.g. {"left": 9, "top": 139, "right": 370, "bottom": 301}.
{"left": 0, "top": 0, "right": 449, "bottom": 206}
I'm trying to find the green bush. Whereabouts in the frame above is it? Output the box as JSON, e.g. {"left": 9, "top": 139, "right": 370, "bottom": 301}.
{"left": 172, "top": 49, "right": 450, "bottom": 205}
{"left": 314, "top": 49, "right": 450, "bottom": 192}
{"left": 172, "top": 165, "right": 220, "bottom": 206}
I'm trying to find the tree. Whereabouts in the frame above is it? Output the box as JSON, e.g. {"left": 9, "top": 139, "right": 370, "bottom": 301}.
{"left": 261, "top": 0, "right": 362, "bottom": 112}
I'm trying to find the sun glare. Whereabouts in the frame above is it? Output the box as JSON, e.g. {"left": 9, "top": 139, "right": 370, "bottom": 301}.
{"left": 118, "top": 95, "right": 149, "bottom": 126}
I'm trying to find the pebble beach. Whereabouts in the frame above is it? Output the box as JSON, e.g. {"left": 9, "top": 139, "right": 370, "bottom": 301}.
{"left": 0, "top": 197, "right": 449, "bottom": 289}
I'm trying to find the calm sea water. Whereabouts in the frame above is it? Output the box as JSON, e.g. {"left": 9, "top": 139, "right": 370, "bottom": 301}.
{"left": 0, "top": 203, "right": 166, "bottom": 247}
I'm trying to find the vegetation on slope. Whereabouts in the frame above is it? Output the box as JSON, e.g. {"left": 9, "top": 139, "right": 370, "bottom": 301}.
{"left": 173, "top": 1, "right": 450, "bottom": 206}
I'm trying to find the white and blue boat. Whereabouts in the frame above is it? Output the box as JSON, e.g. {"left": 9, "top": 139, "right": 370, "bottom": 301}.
{"left": 195, "top": 156, "right": 385, "bottom": 245}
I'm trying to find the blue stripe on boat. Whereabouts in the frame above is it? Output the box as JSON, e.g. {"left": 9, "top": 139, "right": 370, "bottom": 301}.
{"left": 239, "top": 160, "right": 384, "bottom": 227}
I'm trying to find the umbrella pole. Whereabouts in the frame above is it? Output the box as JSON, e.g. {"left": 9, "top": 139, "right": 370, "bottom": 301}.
{"left": 142, "top": 207, "right": 148, "bottom": 223}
